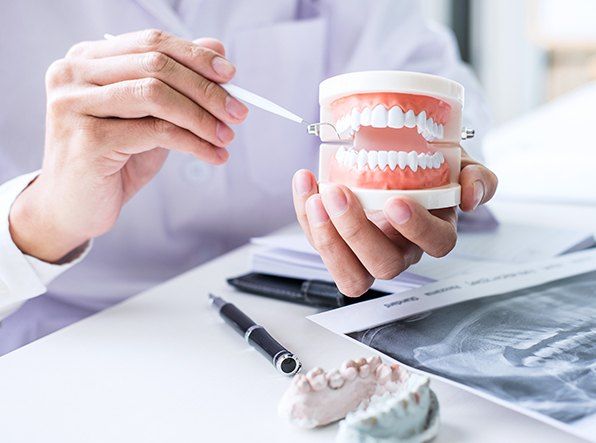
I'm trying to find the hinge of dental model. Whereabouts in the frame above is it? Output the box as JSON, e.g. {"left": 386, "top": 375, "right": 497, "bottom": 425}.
{"left": 461, "top": 127, "right": 475, "bottom": 140}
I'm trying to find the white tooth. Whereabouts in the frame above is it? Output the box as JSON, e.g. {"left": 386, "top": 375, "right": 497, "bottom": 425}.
{"left": 367, "top": 356, "right": 382, "bottom": 371}
{"left": 306, "top": 367, "right": 327, "bottom": 391}
{"left": 431, "top": 153, "right": 441, "bottom": 168}
{"left": 432, "top": 122, "right": 439, "bottom": 138}
{"left": 350, "top": 108, "right": 361, "bottom": 131}
{"left": 358, "top": 364, "right": 370, "bottom": 378}
{"left": 340, "top": 361, "right": 358, "bottom": 380}
{"left": 436, "top": 151, "right": 445, "bottom": 165}
{"left": 326, "top": 370, "right": 345, "bottom": 390}
{"left": 416, "top": 111, "right": 426, "bottom": 134}
{"left": 417, "top": 153, "right": 427, "bottom": 169}
{"left": 397, "top": 151, "right": 408, "bottom": 169}
{"left": 388, "top": 151, "right": 398, "bottom": 170}
{"left": 388, "top": 107, "right": 405, "bottom": 128}
{"left": 438, "top": 124, "right": 444, "bottom": 139}
{"left": 347, "top": 149, "right": 357, "bottom": 168}
{"left": 377, "top": 151, "right": 388, "bottom": 170}
{"left": 375, "top": 364, "right": 392, "bottom": 384}
{"left": 407, "top": 151, "right": 418, "bottom": 172}
{"left": 371, "top": 105, "right": 387, "bottom": 128}
{"left": 294, "top": 374, "right": 311, "bottom": 393}
{"left": 360, "top": 107, "right": 371, "bottom": 126}
{"left": 424, "top": 118, "right": 434, "bottom": 140}
{"left": 357, "top": 150, "right": 368, "bottom": 170}
{"left": 404, "top": 110, "right": 416, "bottom": 128}
{"left": 367, "top": 150, "right": 378, "bottom": 170}
{"left": 422, "top": 129, "right": 433, "bottom": 141}
{"left": 335, "top": 146, "right": 346, "bottom": 162}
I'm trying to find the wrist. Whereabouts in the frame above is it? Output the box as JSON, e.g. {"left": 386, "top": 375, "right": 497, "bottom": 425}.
{"left": 9, "top": 176, "right": 89, "bottom": 263}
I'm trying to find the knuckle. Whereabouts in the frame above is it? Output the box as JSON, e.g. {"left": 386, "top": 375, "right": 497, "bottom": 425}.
{"left": 150, "top": 118, "right": 177, "bottom": 135}
{"left": 45, "top": 59, "right": 75, "bottom": 88}
{"left": 199, "top": 78, "right": 222, "bottom": 102}
{"left": 430, "top": 233, "right": 457, "bottom": 258}
{"left": 140, "top": 29, "right": 168, "bottom": 50}
{"left": 66, "top": 41, "right": 90, "bottom": 58}
{"left": 136, "top": 78, "right": 165, "bottom": 103}
{"left": 142, "top": 52, "right": 172, "bottom": 74}
{"left": 46, "top": 91, "right": 78, "bottom": 114}
{"left": 338, "top": 220, "right": 365, "bottom": 243}
{"left": 311, "top": 235, "right": 335, "bottom": 254}
{"left": 370, "top": 262, "right": 402, "bottom": 280}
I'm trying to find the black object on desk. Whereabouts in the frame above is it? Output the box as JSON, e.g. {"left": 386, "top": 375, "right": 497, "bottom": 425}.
{"left": 227, "top": 272, "right": 389, "bottom": 308}
{"left": 208, "top": 293, "right": 302, "bottom": 376}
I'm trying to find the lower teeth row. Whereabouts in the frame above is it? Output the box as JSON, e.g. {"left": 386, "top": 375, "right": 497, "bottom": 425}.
{"left": 335, "top": 147, "right": 445, "bottom": 172}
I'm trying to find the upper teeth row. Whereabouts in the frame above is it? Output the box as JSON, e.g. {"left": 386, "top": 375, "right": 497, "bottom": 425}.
{"left": 335, "top": 105, "right": 444, "bottom": 141}
{"left": 335, "top": 147, "right": 445, "bottom": 172}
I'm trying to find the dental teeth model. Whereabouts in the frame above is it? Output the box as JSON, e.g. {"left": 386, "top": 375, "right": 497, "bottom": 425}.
{"left": 337, "top": 383, "right": 440, "bottom": 443}
{"left": 317, "top": 71, "right": 466, "bottom": 210}
{"left": 278, "top": 356, "right": 439, "bottom": 442}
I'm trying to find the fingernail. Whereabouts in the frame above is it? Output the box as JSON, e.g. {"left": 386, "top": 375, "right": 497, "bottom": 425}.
{"left": 216, "top": 121, "right": 234, "bottom": 144}
{"left": 215, "top": 148, "right": 229, "bottom": 161}
{"left": 385, "top": 199, "right": 412, "bottom": 225}
{"left": 321, "top": 185, "right": 348, "bottom": 217}
{"left": 225, "top": 95, "right": 248, "bottom": 120}
{"left": 212, "top": 56, "right": 235, "bottom": 78}
{"left": 473, "top": 180, "right": 485, "bottom": 209}
{"left": 306, "top": 196, "right": 329, "bottom": 226}
{"left": 293, "top": 170, "right": 312, "bottom": 196}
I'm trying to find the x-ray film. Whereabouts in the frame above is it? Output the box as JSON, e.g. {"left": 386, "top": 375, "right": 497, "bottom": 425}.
{"left": 350, "top": 271, "right": 596, "bottom": 438}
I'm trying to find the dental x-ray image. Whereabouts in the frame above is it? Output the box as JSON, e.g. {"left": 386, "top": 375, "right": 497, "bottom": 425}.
{"left": 350, "top": 270, "right": 596, "bottom": 424}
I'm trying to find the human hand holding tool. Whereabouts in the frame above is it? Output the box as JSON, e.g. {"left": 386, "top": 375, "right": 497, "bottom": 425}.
{"left": 10, "top": 30, "right": 248, "bottom": 263}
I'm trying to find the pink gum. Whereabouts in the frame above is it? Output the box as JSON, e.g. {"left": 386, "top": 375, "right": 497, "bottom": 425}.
{"left": 330, "top": 92, "right": 451, "bottom": 124}
{"left": 329, "top": 159, "right": 450, "bottom": 190}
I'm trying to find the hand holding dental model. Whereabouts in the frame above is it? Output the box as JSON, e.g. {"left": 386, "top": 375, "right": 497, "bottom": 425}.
{"left": 9, "top": 30, "right": 248, "bottom": 263}
{"left": 293, "top": 71, "right": 497, "bottom": 297}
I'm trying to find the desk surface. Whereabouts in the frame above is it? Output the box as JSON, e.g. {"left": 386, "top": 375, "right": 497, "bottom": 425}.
{"left": 0, "top": 201, "right": 593, "bottom": 443}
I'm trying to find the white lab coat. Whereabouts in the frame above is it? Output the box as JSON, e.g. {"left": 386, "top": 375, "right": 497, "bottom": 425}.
{"left": 0, "top": 0, "right": 490, "bottom": 354}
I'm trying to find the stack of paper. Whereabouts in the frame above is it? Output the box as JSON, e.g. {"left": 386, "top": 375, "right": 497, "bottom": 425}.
{"left": 250, "top": 223, "right": 594, "bottom": 292}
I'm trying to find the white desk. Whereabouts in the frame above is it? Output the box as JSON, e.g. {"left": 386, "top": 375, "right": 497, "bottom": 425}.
{"left": 0, "top": 201, "right": 593, "bottom": 443}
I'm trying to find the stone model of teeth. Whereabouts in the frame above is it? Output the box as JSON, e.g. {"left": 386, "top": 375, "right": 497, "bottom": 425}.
{"left": 278, "top": 356, "right": 438, "bottom": 440}
{"left": 317, "top": 71, "right": 465, "bottom": 210}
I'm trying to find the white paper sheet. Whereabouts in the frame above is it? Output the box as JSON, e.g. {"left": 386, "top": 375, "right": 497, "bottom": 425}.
{"left": 309, "top": 247, "right": 596, "bottom": 333}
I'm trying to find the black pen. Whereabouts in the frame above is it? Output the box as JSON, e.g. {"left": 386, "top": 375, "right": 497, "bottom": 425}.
{"left": 208, "top": 294, "right": 302, "bottom": 376}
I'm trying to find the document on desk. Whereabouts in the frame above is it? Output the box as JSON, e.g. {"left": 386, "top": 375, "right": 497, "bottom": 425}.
{"left": 251, "top": 223, "right": 594, "bottom": 284}
{"left": 309, "top": 248, "right": 596, "bottom": 442}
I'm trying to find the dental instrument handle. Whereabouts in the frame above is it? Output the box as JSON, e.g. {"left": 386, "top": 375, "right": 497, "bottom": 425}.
{"left": 221, "top": 83, "right": 307, "bottom": 125}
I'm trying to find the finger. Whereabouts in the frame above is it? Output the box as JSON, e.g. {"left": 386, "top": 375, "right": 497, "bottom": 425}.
{"left": 78, "top": 78, "right": 234, "bottom": 148}
{"left": 320, "top": 184, "right": 409, "bottom": 280}
{"left": 384, "top": 198, "right": 457, "bottom": 258}
{"left": 459, "top": 148, "right": 498, "bottom": 212}
{"left": 67, "top": 29, "right": 236, "bottom": 83}
{"left": 89, "top": 116, "right": 228, "bottom": 164}
{"left": 292, "top": 169, "right": 318, "bottom": 244}
{"left": 367, "top": 211, "right": 424, "bottom": 267}
{"left": 81, "top": 54, "right": 248, "bottom": 124}
{"left": 193, "top": 38, "right": 225, "bottom": 56}
{"left": 305, "top": 195, "right": 374, "bottom": 297}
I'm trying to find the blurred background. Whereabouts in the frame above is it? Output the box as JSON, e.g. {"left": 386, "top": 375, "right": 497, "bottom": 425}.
{"left": 420, "top": 0, "right": 596, "bottom": 204}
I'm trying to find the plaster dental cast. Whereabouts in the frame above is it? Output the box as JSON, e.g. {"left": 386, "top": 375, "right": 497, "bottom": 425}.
{"left": 0, "top": 1, "right": 496, "bottom": 356}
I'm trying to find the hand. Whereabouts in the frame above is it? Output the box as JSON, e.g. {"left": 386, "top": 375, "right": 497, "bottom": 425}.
{"left": 292, "top": 149, "right": 498, "bottom": 297}
{"left": 9, "top": 29, "right": 248, "bottom": 263}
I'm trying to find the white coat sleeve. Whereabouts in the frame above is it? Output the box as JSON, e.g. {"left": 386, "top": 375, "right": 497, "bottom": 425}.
{"left": 0, "top": 172, "right": 91, "bottom": 320}
{"left": 323, "top": 0, "right": 491, "bottom": 160}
